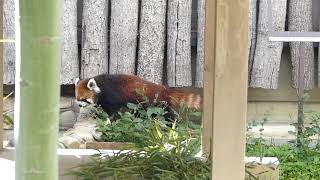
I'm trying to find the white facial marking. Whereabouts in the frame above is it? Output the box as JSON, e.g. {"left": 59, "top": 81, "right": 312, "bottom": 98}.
{"left": 87, "top": 78, "right": 101, "bottom": 93}
{"left": 87, "top": 98, "right": 94, "bottom": 104}
{"left": 75, "top": 78, "right": 80, "bottom": 85}
{"left": 76, "top": 100, "right": 89, "bottom": 107}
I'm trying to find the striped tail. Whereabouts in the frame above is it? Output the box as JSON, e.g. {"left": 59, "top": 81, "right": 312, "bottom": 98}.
{"left": 167, "top": 89, "right": 202, "bottom": 111}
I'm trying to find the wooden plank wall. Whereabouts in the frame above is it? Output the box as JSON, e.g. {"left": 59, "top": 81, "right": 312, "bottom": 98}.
{"left": 0, "top": 0, "right": 3, "bottom": 150}
{"left": 109, "top": 0, "right": 139, "bottom": 75}
{"left": 167, "top": 0, "right": 192, "bottom": 87}
{"left": 3, "top": 0, "right": 14, "bottom": 84}
{"left": 249, "top": 0, "right": 287, "bottom": 89}
{"left": 137, "top": 0, "right": 166, "bottom": 84}
{"left": 2, "top": 0, "right": 201, "bottom": 87}
{"left": 61, "top": 0, "right": 79, "bottom": 84}
{"left": 2, "top": 0, "right": 320, "bottom": 90}
{"left": 81, "top": 0, "right": 108, "bottom": 79}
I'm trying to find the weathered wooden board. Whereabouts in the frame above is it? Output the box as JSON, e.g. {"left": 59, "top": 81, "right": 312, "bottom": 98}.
{"left": 195, "top": 0, "right": 205, "bottom": 88}
{"left": 61, "top": 0, "right": 79, "bottom": 84}
{"left": 167, "top": 0, "right": 192, "bottom": 87}
{"left": 202, "top": 0, "right": 215, "bottom": 157}
{"left": 3, "top": 0, "right": 14, "bottom": 84}
{"left": 202, "top": 0, "right": 249, "bottom": 178}
{"left": 288, "top": 0, "right": 314, "bottom": 90}
{"left": 81, "top": 0, "right": 108, "bottom": 79}
{"left": 0, "top": 0, "right": 4, "bottom": 150}
{"left": 109, "top": 0, "right": 139, "bottom": 75}
{"left": 137, "top": 0, "right": 166, "bottom": 84}
{"left": 248, "top": 0, "right": 257, "bottom": 83}
{"left": 250, "top": 0, "right": 287, "bottom": 89}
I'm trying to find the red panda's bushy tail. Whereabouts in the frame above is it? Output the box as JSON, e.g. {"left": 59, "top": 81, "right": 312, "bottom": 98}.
{"left": 167, "top": 88, "right": 202, "bottom": 111}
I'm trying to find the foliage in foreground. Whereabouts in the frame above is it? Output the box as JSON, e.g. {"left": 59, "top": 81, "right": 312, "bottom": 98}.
{"left": 69, "top": 95, "right": 208, "bottom": 179}
{"left": 246, "top": 111, "right": 320, "bottom": 180}
{"left": 3, "top": 92, "right": 14, "bottom": 128}
{"left": 93, "top": 95, "right": 201, "bottom": 147}
{"left": 69, "top": 120, "right": 210, "bottom": 180}
{"left": 73, "top": 96, "right": 320, "bottom": 180}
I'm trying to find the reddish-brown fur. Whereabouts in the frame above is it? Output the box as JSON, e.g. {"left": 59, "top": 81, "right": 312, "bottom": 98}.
{"left": 75, "top": 79, "right": 97, "bottom": 102}
{"left": 75, "top": 74, "right": 202, "bottom": 115}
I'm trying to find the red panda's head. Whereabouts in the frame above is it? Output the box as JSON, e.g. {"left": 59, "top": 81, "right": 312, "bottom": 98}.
{"left": 74, "top": 78, "right": 101, "bottom": 107}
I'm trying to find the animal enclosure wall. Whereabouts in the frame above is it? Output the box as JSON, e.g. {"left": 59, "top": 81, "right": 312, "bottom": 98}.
{"left": 2, "top": 0, "right": 320, "bottom": 90}
{"left": 3, "top": 0, "right": 201, "bottom": 87}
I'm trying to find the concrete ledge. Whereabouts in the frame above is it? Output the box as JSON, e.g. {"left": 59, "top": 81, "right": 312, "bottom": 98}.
{"left": 249, "top": 124, "right": 295, "bottom": 140}
{"left": 0, "top": 148, "right": 101, "bottom": 180}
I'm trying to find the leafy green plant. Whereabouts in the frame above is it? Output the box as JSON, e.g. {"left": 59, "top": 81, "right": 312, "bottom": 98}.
{"left": 69, "top": 92, "right": 207, "bottom": 179}
{"left": 69, "top": 119, "right": 209, "bottom": 180}
{"left": 93, "top": 93, "right": 201, "bottom": 148}
{"left": 246, "top": 112, "right": 270, "bottom": 161}
{"left": 94, "top": 101, "right": 170, "bottom": 146}
{"left": 3, "top": 112, "right": 13, "bottom": 127}
{"left": 3, "top": 92, "right": 14, "bottom": 128}
{"left": 246, "top": 110, "right": 320, "bottom": 180}
{"left": 76, "top": 99, "right": 320, "bottom": 180}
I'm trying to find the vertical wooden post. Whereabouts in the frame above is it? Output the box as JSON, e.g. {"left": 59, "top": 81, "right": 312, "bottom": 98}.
{"left": 202, "top": 0, "right": 249, "bottom": 179}
{"left": 201, "top": 0, "right": 216, "bottom": 157}
{"left": 0, "top": 0, "right": 3, "bottom": 150}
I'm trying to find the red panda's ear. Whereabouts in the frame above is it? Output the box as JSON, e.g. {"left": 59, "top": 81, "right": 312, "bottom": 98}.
{"left": 87, "top": 78, "right": 101, "bottom": 93}
{"left": 75, "top": 78, "right": 80, "bottom": 85}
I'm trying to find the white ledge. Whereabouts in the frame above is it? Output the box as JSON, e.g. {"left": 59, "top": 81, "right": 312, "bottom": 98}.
{"left": 269, "top": 32, "right": 320, "bottom": 42}
{"left": 1, "top": 148, "right": 280, "bottom": 180}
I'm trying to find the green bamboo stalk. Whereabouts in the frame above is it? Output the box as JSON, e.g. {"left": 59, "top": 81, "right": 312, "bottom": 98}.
{"left": 15, "top": 0, "right": 62, "bottom": 179}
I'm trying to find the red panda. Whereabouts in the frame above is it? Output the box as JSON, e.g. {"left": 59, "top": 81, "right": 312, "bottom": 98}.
{"left": 75, "top": 74, "right": 202, "bottom": 117}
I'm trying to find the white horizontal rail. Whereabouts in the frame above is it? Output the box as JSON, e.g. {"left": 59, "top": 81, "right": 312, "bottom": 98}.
{"left": 267, "top": 0, "right": 320, "bottom": 43}
{"left": 269, "top": 32, "right": 320, "bottom": 42}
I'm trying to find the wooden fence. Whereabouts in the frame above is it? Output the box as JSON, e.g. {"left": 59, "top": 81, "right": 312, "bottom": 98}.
{"left": 2, "top": 0, "right": 320, "bottom": 89}
{"left": 3, "top": 0, "right": 205, "bottom": 87}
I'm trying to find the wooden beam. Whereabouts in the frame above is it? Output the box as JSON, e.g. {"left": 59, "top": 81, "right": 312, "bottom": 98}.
{"left": 0, "top": 0, "right": 3, "bottom": 150}
{"left": 202, "top": 0, "right": 216, "bottom": 157}
{"left": 203, "top": 0, "right": 249, "bottom": 179}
